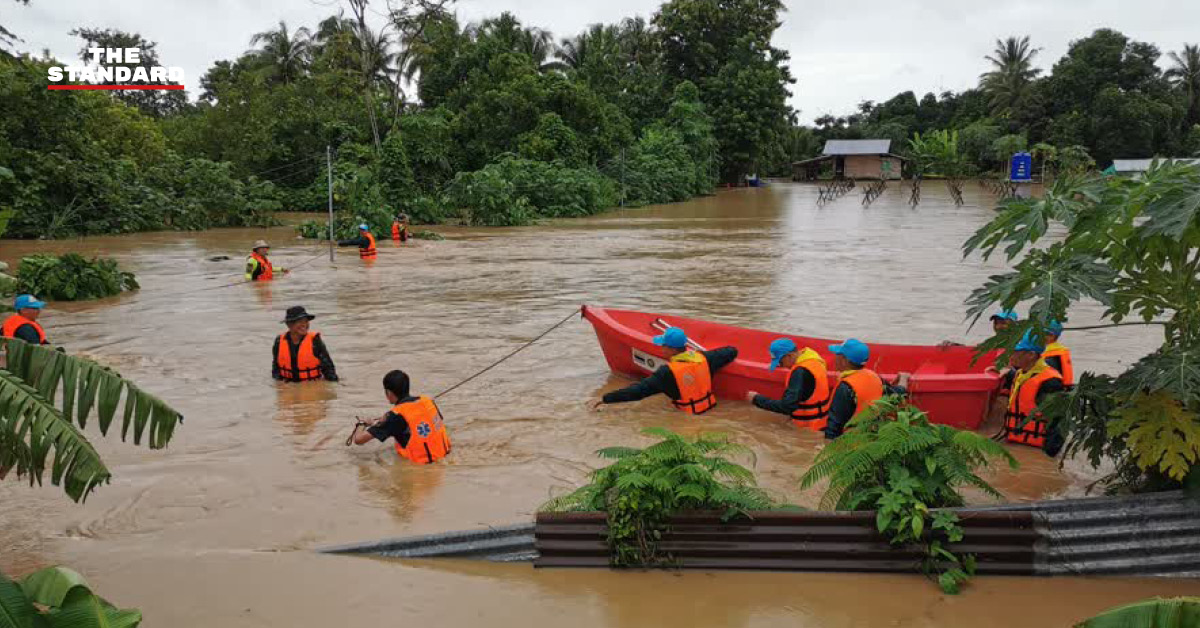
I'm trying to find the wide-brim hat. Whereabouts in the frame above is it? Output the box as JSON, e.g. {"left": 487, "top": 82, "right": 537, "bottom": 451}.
{"left": 282, "top": 306, "right": 316, "bottom": 323}
{"left": 253, "top": 240, "right": 270, "bottom": 250}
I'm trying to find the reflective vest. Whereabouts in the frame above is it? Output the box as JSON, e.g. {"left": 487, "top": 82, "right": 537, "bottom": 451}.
{"left": 1042, "top": 343, "right": 1074, "bottom": 386}
{"left": 360, "top": 232, "right": 377, "bottom": 259}
{"left": 666, "top": 352, "right": 716, "bottom": 415}
{"left": 1, "top": 314, "right": 48, "bottom": 344}
{"left": 276, "top": 332, "right": 323, "bottom": 382}
{"left": 248, "top": 252, "right": 274, "bottom": 281}
{"left": 1005, "top": 362, "right": 1063, "bottom": 448}
{"left": 392, "top": 221, "right": 408, "bottom": 242}
{"left": 392, "top": 396, "right": 451, "bottom": 464}
{"left": 789, "top": 349, "right": 831, "bottom": 431}
{"left": 840, "top": 368, "right": 884, "bottom": 420}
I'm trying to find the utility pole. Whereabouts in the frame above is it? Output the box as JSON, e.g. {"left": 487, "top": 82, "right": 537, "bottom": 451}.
{"left": 620, "top": 147, "right": 626, "bottom": 207}
{"left": 327, "top": 145, "right": 335, "bottom": 262}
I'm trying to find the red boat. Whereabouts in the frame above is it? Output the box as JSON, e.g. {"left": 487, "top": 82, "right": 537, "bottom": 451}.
{"left": 582, "top": 305, "right": 1003, "bottom": 430}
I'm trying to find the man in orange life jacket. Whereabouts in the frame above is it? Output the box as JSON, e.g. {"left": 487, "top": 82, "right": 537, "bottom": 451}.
{"left": 1, "top": 294, "right": 50, "bottom": 346}
{"left": 824, "top": 338, "right": 895, "bottom": 440}
{"left": 350, "top": 369, "right": 451, "bottom": 464}
{"left": 746, "top": 338, "right": 831, "bottom": 432}
{"left": 592, "top": 327, "right": 737, "bottom": 414}
{"left": 338, "top": 224, "right": 377, "bottom": 259}
{"left": 392, "top": 213, "right": 409, "bottom": 243}
{"left": 271, "top": 306, "right": 339, "bottom": 382}
{"left": 1041, "top": 320, "right": 1074, "bottom": 387}
{"left": 1002, "top": 331, "right": 1066, "bottom": 456}
{"left": 245, "top": 240, "right": 288, "bottom": 281}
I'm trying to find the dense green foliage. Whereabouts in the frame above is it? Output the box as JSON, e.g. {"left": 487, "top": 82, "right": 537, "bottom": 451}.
{"left": 0, "top": 566, "right": 142, "bottom": 627}
{"left": 15, "top": 254, "right": 138, "bottom": 301}
{"left": 779, "top": 29, "right": 1200, "bottom": 176}
{"left": 964, "top": 161, "right": 1200, "bottom": 494}
{"left": 541, "top": 427, "right": 782, "bottom": 566}
{"left": 799, "top": 397, "right": 1017, "bottom": 593}
{"left": 1075, "top": 597, "right": 1200, "bottom": 628}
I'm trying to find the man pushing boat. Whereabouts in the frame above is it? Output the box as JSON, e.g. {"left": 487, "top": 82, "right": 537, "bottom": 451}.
{"left": 592, "top": 327, "right": 737, "bottom": 415}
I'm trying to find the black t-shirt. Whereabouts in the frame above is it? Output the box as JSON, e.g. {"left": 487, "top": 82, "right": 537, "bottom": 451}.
{"left": 367, "top": 397, "right": 416, "bottom": 448}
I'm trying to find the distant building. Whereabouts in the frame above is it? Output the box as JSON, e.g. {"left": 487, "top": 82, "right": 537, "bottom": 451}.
{"left": 1109, "top": 158, "right": 1200, "bottom": 177}
{"left": 792, "top": 140, "right": 906, "bottom": 181}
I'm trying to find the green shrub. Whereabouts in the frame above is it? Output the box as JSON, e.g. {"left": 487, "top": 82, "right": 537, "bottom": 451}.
{"left": 412, "top": 230, "right": 445, "bottom": 241}
{"left": 541, "top": 427, "right": 785, "bottom": 566}
{"left": 799, "top": 397, "right": 1017, "bottom": 593}
{"left": 447, "top": 156, "right": 616, "bottom": 226}
{"left": 16, "top": 254, "right": 138, "bottom": 301}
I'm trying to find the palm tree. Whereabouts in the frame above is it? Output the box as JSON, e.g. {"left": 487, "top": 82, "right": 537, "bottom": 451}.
{"left": 249, "top": 20, "right": 313, "bottom": 84}
{"left": 557, "top": 24, "right": 619, "bottom": 71}
{"left": 475, "top": 13, "right": 563, "bottom": 72}
{"left": 980, "top": 36, "right": 1041, "bottom": 115}
{"left": 1, "top": 339, "right": 181, "bottom": 502}
{"left": 1166, "top": 44, "right": 1200, "bottom": 128}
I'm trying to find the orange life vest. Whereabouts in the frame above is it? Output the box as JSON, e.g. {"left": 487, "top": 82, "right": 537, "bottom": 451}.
{"left": 276, "top": 332, "right": 323, "bottom": 381}
{"left": 360, "top": 232, "right": 377, "bottom": 259}
{"left": 789, "top": 351, "right": 831, "bottom": 431}
{"left": 1, "top": 314, "right": 48, "bottom": 344}
{"left": 666, "top": 353, "right": 717, "bottom": 415}
{"left": 249, "top": 252, "right": 274, "bottom": 281}
{"left": 392, "top": 396, "right": 451, "bottom": 464}
{"left": 1042, "top": 343, "right": 1074, "bottom": 386}
{"left": 841, "top": 368, "right": 884, "bottom": 420}
{"left": 392, "top": 221, "right": 406, "bottom": 242}
{"left": 1005, "top": 363, "right": 1063, "bottom": 448}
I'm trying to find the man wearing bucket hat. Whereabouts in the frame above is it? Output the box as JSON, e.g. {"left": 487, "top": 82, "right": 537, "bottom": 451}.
{"left": 1001, "top": 330, "right": 1065, "bottom": 455}
{"left": 245, "top": 240, "right": 288, "bottom": 281}
{"left": 2, "top": 294, "right": 50, "bottom": 345}
{"left": 592, "top": 327, "right": 737, "bottom": 415}
{"left": 824, "top": 338, "right": 888, "bottom": 439}
{"left": 272, "top": 306, "right": 339, "bottom": 382}
{"left": 338, "top": 224, "right": 377, "bottom": 259}
{"left": 746, "top": 338, "right": 831, "bottom": 432}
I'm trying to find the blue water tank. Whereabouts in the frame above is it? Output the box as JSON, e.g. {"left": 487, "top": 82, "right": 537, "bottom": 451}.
{"left": 1010, "top": 153, "right": 1033, "bottom": 181}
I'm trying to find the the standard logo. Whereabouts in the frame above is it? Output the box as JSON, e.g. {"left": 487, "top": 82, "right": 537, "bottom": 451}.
{"left": 46, "top": 47, "right": 184, "bottom": 91}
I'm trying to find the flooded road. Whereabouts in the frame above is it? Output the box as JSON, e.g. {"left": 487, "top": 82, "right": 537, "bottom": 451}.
{"left": 1, "top": 182, "right": 1191, "bottom": 626}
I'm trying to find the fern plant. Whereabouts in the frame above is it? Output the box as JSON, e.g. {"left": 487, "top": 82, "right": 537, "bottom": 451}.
{"left": 799, "top": 396, "right": 1018, "bottom": 593}
{"left": 541, "top": 427, "right": 782, "bottom": 566}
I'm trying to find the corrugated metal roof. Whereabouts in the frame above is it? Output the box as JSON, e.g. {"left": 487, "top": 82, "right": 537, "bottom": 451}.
{"left": 1112, "top": 158, "right": 1199, "bottom": 173}
{"left": 823, "top": 139, "right": 892, "bottom": 155}
{"left": 318, "top": 523, "right": 536, "bottom": 562}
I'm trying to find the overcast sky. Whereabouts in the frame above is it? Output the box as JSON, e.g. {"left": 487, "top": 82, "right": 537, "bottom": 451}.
{"left": 5, "top": 0, "right": 1198, "bottom": 124}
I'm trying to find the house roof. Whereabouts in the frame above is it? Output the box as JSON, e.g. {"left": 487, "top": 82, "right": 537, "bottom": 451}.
{"left": 823, "top": 139, "right": 892, "bottom": 155}
{"left": 1112, "top": 158, "right": 1199, "bottom": 173}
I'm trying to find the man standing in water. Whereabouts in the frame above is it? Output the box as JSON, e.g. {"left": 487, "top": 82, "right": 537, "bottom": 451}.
{"left": 746, "top": 338, "right": 831, "bottom": 432}
{"left": 272, "top": 306, "right": 339, "bottom": 382}
{"left": 245, "top": 240, "right": 288, "bottom": 281}
{"left": 349, "top": 369, "right": 451, "bottom": 464}
{"left": 338, "top": 224, "right": 377, "bottom": 259}
{"left": 1002, "top": 331, "right": 1066, "bottom": 456}
{"left": 940, "top": 310, "right": 1019, "bottom": 348}
{"left": 1, "top": 294, "right": 50, "bottom": 345}
{"left": 592, "top": 327, "right": 737, "bottom": 415}
{"left": 824, "top": 339, "right": 904, "bottom": 439}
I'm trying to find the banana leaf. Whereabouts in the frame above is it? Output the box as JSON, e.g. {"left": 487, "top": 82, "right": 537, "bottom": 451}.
{"left": 0, "top": 569, "right": 46, "bottom": 628}
{"left": 1076, "top": 597, "right": 1200, "bottom": 628}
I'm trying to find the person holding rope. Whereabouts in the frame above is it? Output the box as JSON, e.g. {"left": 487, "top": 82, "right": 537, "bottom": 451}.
{"left": 338, "top": 224, "right": 377, "bottom": 260}
{"left": 245, "top": 240, "right": 289, "bottom": 281}
{"left": 592, "top": 327, "right": 737, "bottom": 415}
{"left": 272, "top": 306, "right": 339, "bottom": 382}
{"left": 349, "top": 369, "right": 452, "bottom": 464}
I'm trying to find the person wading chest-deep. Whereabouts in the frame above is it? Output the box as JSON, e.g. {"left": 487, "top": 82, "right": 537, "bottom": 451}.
{"left": 823, "top": 338, "right": 911, "bottom": 440}
{"left": 592, "top": 326, "right": 737, "bottom": 415}
{"left": 1040, "top": 320, "right": 1074, "bottom": 387}
{"left": 1002, "top": 331, "right": 1066, "bottom": 456}
{"left": 245, "top": 240, "right": 289, "bottom": 281}
{"left": 1, "top": 294, "right": 50, "bottom": 346}
{"left": 272, "top": 306, "right": 339, "bottom": 382}
{"left": 350, "top": 369, "right": 452, "bottom": 464}
{"left": 338, "top": 224, "right": 377, "bottom": 259}
{"left": 746, "top": 338, "right": 831, "bottom": 431}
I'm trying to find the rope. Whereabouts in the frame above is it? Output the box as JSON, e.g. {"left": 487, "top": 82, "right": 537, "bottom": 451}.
{"left": 189, "top": 250, "right": 329, "bottom": 294}
{"left": 1063, "top": 321, "right": 1167, "bottom": 332}
{"left": 345, "top": 418, "right": 370, "bottom": 446}
{"left": 432, "top": 307, "right": 581, "bottom": 400}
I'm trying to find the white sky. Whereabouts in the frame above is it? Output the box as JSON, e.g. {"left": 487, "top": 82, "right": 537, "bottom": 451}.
{"left": 5, "top": 0, "right": 1198, "bottom": 124}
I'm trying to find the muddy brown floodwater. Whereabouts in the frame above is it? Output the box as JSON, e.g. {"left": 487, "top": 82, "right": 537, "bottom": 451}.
{"left": 1, "top": 183, "right": 1194, "bottom": 627}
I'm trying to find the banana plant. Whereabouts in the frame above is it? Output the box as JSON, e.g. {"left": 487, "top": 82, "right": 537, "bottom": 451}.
{"left": 0, "top": 339, "right": 182, "bottom": 502}
{"left": 0, "top": 566, "right": 141, "bottom": 628}
{"left": 1076, "top": 597, "right": 1200, "bottom": 628}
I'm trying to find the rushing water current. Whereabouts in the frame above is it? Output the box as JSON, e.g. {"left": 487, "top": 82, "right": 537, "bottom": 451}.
{"left": 1, "top": 183, "right": 1193, "bottom": 626}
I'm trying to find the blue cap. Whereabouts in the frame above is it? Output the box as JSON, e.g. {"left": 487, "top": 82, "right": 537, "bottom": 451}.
{"left": 1047, "top": 320, "right": 1063, "bottom": 337}
{"left": 653, "top": 327, "right": 688, "bottom": 350}
{"left": 829, "top": 338, "right": 869, "bottom": 366}
{"left": 358, "top": 223, "right": 369, "bottom": 231}
{"left": 14, "top": 294, "right": 45, "bottom": 310}
{"left": 1015, "top": 330, "right": 1045, "bottom": 353}
{"left": 768, "top": 338, "right": 797, "bottom": 371}
{"left": 990, "top": 310, "right": 1019, "bottom": 322}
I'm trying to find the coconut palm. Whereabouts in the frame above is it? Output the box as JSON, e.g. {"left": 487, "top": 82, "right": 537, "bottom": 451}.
{"left": 980, "top": 36, "right": 1041, "bottom": 115}
{"left": 0, "top": 339, "right": 181, "bottom": 502}
{"left": 557, "top": 24, "right": 621, "bottom": 71}
{"left": 249, "top": 20, "right": 314, "bottom": 84}
{"left": 1166, "top": 44, "right": 1200, "bottom": 128}
{"left": 475, "top": 13, "right": 564, "bottom": 72}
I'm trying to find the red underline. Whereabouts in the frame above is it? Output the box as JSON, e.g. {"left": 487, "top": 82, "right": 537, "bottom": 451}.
{"left": 47, "top": 84, "right": 185, "bottom": 91}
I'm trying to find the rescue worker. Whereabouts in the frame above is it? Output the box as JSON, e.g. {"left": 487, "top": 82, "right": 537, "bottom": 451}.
{"left": 746, "top": 338, "right": 830, "bottom": 432}
{"left": 338, "top": 224, "right": 377, "bottom": 259}
{"left": 940, "top": 310, "right": 1019, "bottom": 348}
{"left": 592, "top": 327, "right": 737, "bottom": 415}
{"left": 350, "top": 369, "right": 451, "bottom": 464}
{"left": 1, "top": 294, "right": 50, "bottom": 345}
{"left": 1042, "top": 320, "right": 1074, "bottom": 386}
{"left": 272, "top": 306, "right": 339, "bottom": 382}
{"left": 1002, "top": 331, "right": 1066, "bottom": 455}
{"left": 245, "top": 240, "right": 288, "bottom": 281}
{"left": 392, "top": 213, "right": 409, "bottom": 243}
{"left": 824, "top": 339, "right": 888, "bottom": 440}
